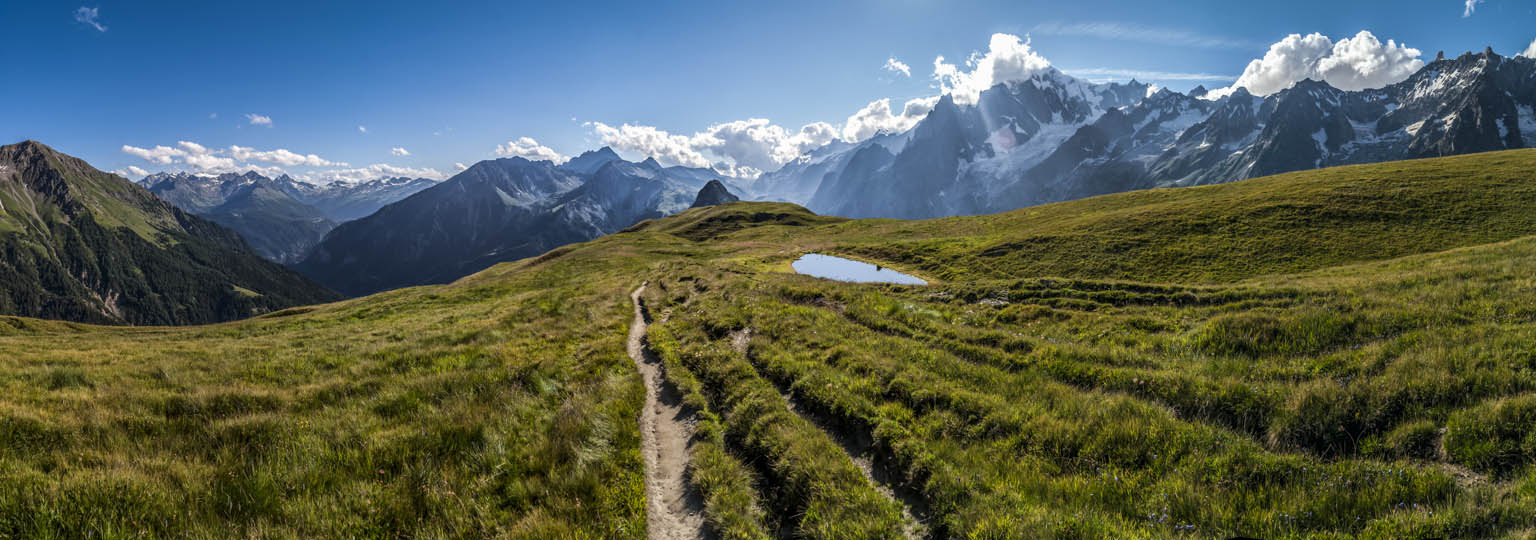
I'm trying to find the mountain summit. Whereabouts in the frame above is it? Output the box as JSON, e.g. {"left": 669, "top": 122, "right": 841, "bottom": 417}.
{"left": 691, "top": 179, "right": 740, "bottom": 207}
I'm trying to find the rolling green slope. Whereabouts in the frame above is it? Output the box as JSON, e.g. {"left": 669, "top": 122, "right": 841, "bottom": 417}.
{"left": 0, "top": 141, "right": 338, "bottom": 324}
{"left": 806, "top": 149, "right": 1536, "bottom": 283}
{"left": 0, "top": 150, "right": 1535, "bottom": 538}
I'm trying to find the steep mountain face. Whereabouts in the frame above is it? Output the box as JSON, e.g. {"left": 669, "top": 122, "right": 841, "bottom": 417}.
{"left": 0, "top": 141, "right": 338, "bottom": 325}
{"left": 755, "top": 50, "right": 1536, "bottom": 219}
{"left": 691, "top": 179, "right": 740, "bottom": 207}
{"left": 295, "top": 157, "right": 701, "bottom": 296}
{"left": 142, "top": 172, "right": 437, "bottom": 262}
{"left": 792, "top": 69, "right": 1150, "bottom": 219}
{"left": 203, "top": 183, "right": 336, "bottom": 264}
{"left": 560, "top": 146, "right": 623, "bottom": 175}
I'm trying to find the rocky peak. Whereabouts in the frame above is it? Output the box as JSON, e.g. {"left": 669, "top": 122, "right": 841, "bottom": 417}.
{"left": 690, "top": 179, "right": 740, "bottom": 208}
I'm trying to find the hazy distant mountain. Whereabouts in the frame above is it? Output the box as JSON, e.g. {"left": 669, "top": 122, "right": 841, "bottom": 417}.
{"left": 0, "top": 141, "right": 338, "bottom": 325}
{"left": 141, "top": 172, "right": 437, "bottom": 262}
{"left": 751, "top": 49, "right": 1536, "bottom": 219}
{"left": 295, "top": 156, "right": 703, "bottom": 296}
{"left": 303, "top": 176, "right": 440, "bottom": 222}
{"left": 203, "top": 182, "right": 337, "bottom": 264}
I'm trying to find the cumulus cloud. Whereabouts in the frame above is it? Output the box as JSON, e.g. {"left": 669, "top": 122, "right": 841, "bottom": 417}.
{"left": 245, "top": 113, "right": 272, "bottom": 126}
{"left": 693, "top": 119, "right": 839, "bottom": 172}
{"left": 587, "top": 118, "right": 839, "bottom": 178}
{"left": 587, "top": 123, "right": 713, "bottom": 169}
{"left": 884, "top": 57, "right": 911, "bottom": 77}
{"left": 358, "top": 125, "right": 367, "bottom": 133}
{"left": 454, "top": 162, "right": 469, "bottom": 172}
{"left": 933, "top": 33, "right": 1054, "bottom": 105}
{"left": 230, "top": 145, "right": 345, "bottom": 167}
{"left": 841, "top": 96, "right": 939, "bottom": 143}
{"left": 112, "top": 166, "right": 149, "bottom": 179}
{"left": 74, "top": 6, "right": 106, "bottom": 32}
{"left": 314, "top": 164, "right": 446, "bottom": 183}
{"left": 121, "top": 141, "right": 346, "bottom": 176}
{"left": 121, "top": 144, "right": 183, "bottom": 164}
{"left": 494, "top": 137, "right": 569, "bottom": 163}
{"left": 1208, "top": 31, "right": 1424, "bottom": 98}
{"left": 1464, "top": 0, "right": 1483, "bottom": 17}
{"left": 1523, "top": 39, "right": 1536, "bottom": 59}
{"left": 390, "top": 147, "right": 410, "bottom": 156}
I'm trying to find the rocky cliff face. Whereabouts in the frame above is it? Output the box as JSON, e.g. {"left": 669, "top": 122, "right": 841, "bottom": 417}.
{"left": 691, "top": 179, "right": 740, "bottom": 208}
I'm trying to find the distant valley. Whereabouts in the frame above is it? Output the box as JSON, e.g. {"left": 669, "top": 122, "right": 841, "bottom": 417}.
{"left": 139, "top": 171, "right": 437, "bottom": 263}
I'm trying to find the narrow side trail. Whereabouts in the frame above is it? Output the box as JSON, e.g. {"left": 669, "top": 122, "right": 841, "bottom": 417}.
{"left": 629, "top": 283, "right": 711, "bottom": 540}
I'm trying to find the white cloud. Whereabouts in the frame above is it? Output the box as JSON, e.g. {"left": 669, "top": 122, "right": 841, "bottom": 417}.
{"left": 358, "top": 125, "right": 367, "bottom": 133}
{"left": 693, "top": 119, "right": 839, "bottom": 172}
{"left": 934, "top": 33, "right": 1054, "bottom": 105}
{"left": 1523, "top": 38, "right": 1536, "bottom": 59}
{"left": 587, "top": 123, "right": 713, "bottom": 170}
{"left": 74, "top": 6, "right": 106, "bottom": 32}
{"left": 112, "top": 166, "right": 149, "bottom": 179}
{"left": 315, "top": 164, "right": 445, "bottom": 183}
{"left": 1031, "top": 21, "right": 1257, "bottom": 50}
{"left": 177, "top": 141, "right": 210, "bottom": 155}
{"left": 121, "top": 144, "right": 184, "bottom": 164}
{"left": 183, "top": 153, "right": 238, "bottom": 171}
{"left": 1208, "top": 31, "right": 1424, "bottom": 98}
{"left": 390, "top": 147, "right": 410, "bottom": 156}
{"left": 494, "top": 137, "right": 569, "bottom": 163}
{"left": 587, "top": 119, "right": 839, "bottom": 178}
{"left": 884, "top": 57, "right": 911, "bottom": 77}
{"left": 841, "top": 96, "right": 939, "bottom": 143}
{"left": 122, "top": 141, "right": 345, "bottom": 176}
{"left": 1464, "top": 0, "right": 1484, "bottom": 17}
{"left": 454, "top": 162, "right": 469, "bottom": 172}
{"left": 230, "top": 145, "right": 345, "bottom": 167}
{"left": 208, "top": 113, "right": 217, "bottom": 119}
{"left": 245, "top": 113, "right": 272, "bottom": 126}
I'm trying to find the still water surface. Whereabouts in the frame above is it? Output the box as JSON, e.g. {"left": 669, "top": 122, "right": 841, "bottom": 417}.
{"left": 791, "top": 253, "right": 927, "bottom": 285}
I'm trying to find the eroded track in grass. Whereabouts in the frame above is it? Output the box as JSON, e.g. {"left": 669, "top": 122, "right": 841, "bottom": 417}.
{"left": 731, "top": 328, "right": 932, "bottom": 540}
{"left": 629, "top": 283, "right": 711, "bottom": 540}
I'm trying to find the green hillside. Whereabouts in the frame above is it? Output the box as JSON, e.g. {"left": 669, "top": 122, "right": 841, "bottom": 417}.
{"left": 0, "top": 141, "right": 338, "bottom": 324}
{"left": 2, "top": 150, "right": 1536, "bottom": 538}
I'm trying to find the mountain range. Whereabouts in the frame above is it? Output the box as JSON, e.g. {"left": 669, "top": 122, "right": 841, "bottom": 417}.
{"left": 746, "top": 48, "right": 1536, "bottom": 219}
{"left": 139, "top": 172, "right": 436, "bottom": 263}
{"left": 49, "top": 47, "right": 1536, "bottom": 304}
{"left": 0, "top": 141, "right": 337, "bottom": 324}
{"left": 294, "top": 148, "right": 741, "bottom": 296}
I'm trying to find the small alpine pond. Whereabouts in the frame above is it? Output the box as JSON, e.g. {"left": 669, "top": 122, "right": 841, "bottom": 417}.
{"left": 791, "top": 253, "right": 927, "bottom": 285}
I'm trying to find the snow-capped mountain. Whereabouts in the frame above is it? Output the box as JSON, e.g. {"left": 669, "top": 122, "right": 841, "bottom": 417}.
{"left": 140, "top": 171, "right": 440, "bottom": 263}
{"left": 141, "top": 171, "right": 439, "bottom": 224}
{"left": 751, "top": 49, "right": 1536, "bottom": 219}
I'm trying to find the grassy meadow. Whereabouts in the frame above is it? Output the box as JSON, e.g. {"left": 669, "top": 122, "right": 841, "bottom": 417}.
{"left": 4, "top": 149, "right": 1536, "bottom": 537}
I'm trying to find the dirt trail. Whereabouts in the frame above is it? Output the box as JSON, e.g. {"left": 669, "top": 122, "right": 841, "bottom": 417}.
{"left": 729, "top": 328, "right": 931, "bottom": 540}
{"left": 629, "top": 283, "right": 711, "bottom": 540}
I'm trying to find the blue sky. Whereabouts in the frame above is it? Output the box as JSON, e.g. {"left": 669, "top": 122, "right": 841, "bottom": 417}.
{"left": 3, "top": 0, "right": 1533, "bottom": 182}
